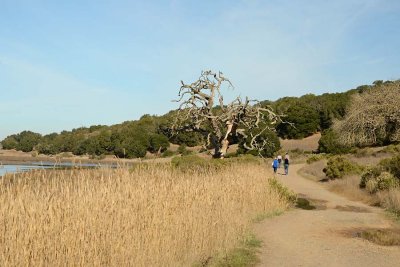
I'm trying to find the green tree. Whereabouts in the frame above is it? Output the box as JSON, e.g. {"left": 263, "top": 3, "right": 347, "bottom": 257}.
{"left": 1, "top": 135, "right": 18, "bottom": 149}
{"left": 238, "top": 128, "right": 280, "bottom": 157}
{"left": 16, "top": 131, "right": 42, "bottom": 152}
{"left": 318, "top": 129, "right": 350, "bottom": 154}
{"left": 149, "top": 134, "right": 170, "bottom": 153}
{"left": 277, "top": 103, "right": 319, "bottom": 139}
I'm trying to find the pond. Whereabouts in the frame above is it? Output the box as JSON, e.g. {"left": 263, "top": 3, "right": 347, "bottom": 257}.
{"left": 0, "top": 162, "right": 117, "bottom": 177}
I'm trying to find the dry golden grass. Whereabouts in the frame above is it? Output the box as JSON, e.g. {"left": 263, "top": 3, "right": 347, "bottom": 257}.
{"left": 326, "top": 175, "right": 379, "bottom": 205}
{"left": 298, "top": 160, "right": 327, "bottom": 182}
{"left": 0, "top": 162, "right": 287, "bottom": 266}
{"left": 280, "top": 133, "right": 321, "bottom": 152}
{"left": 378, "top": 188, "right": 400, "bottom": 216}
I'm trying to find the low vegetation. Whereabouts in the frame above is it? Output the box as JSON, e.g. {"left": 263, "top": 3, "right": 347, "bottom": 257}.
{"left": 317, "top": 152, "right": 400, "bottom": 216}
{"left": 0, "top": 160, "right": 289, "bottom": 266}
{"left": 358, "top": 228, "right": 400, "bottom": 246}
{"left": 306, "top": 154, "right": 325, "bottom": 164}
{"left": 323, "top": 156, "right": 363, "bottom": 179}
{"left": 360, "top": 155, "right": 400, "bottom": 193}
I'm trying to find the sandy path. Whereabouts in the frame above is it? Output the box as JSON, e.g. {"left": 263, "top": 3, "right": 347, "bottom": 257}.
{"left": 254, "top": 164, "right": 400, "bottom": 267}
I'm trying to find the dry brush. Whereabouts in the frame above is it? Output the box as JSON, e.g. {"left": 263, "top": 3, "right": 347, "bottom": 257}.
{"left": 333, "top": 81, "right": 400, "bottom": 147}
{"left": 0, "top": 162, "right": 288, "bottom": 266}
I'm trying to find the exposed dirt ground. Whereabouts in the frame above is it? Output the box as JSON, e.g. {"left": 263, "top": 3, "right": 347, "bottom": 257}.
{"left": 254, "top": 164, "right": 400, "bottom": 267}
{"left": 280, "top": 133, "right": 321, "bottom": 152}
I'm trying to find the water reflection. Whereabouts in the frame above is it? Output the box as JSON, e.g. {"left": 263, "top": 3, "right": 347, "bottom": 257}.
{"left": 0, "top": 162, "right": 117, "bottom": 177}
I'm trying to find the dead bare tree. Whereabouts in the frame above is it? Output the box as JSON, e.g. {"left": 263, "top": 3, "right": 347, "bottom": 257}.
{"left": 333, "top": 80, "right": 400, "bottom": 147}
{"left": 171, "top": 70, "right": 283, "bottom": 158}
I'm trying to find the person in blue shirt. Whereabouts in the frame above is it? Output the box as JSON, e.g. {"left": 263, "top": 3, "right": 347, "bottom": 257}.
{"left": 272, "top": 157, "right": 279, "bottom": 174}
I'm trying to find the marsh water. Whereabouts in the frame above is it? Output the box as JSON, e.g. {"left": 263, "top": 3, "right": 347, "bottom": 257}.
{"left": 0, "top": 162, "right": 115, "bottom": 177}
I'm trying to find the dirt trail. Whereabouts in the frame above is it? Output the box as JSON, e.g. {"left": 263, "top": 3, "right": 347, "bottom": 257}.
{"left": 254, "top": 164, "right": 400, "bottom": 267}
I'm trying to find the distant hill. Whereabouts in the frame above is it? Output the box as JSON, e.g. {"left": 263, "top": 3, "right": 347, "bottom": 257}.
{"left": 1, "top": 80, "right": 397, "bottom": 158}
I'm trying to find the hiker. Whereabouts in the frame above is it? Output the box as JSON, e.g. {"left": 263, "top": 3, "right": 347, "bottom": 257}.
{"left": 272, "top": 157, "right": 279, "bottom": 174}
{"left": 284, "top": 154, "right": 289, "bottom": 175}
{"left": 277, "top": 155, "right": 282, "bottom": 168}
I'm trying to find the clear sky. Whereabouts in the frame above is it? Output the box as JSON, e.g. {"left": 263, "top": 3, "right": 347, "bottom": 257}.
{"left": 1, "top": 0, "right": 399, "bottom": 140}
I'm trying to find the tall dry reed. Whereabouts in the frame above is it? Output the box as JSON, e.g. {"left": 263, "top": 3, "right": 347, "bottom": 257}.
{"left": 0, "top": 162, "right": 287, "bottom": 266}
{"left": 378, "top": 188, "right": 400, "bottom": 215}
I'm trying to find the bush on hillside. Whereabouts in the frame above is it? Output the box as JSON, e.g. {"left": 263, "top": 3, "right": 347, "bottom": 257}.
{"left": 360, "top": 155, "right": 400, "bottom": 192}
{"left": 323, "top": 156, "right": 362, "bottom": 179}
{"left": 318, "top": 129, "right": 350, "bottom": 154}
{"left": 365, "top": 172, "right": 398, "bottom": 193}
{"left": 380, "top": 155, "right": 400, "bottom": 179}
{"left": 306, "top": 154, "right": 325, "bottom": 164}
{"left": 161, "top": 149, "right": 176, "bottom": 158}
{"left": 171, "top": 155, "right": 227, "bottom": 173}
{"left": 177, "top": 144, "right": 193, "bottom": 156}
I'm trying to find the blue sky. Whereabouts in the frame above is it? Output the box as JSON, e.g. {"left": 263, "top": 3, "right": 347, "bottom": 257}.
{"left": 1, "top": 0, "right": 399, "bottom": 140}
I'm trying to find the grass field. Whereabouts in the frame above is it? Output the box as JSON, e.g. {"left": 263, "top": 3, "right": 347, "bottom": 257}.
{"left": 0, "top": 161, "right": 288, "bottom": 266}
{"left": 280, "top": 133, "right": 321, "bottom": 152}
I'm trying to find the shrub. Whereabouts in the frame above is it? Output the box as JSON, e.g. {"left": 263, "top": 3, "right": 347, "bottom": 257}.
{"left": 360, "top": 155, "right": 400, "bottom": 192}
{"left": 380, "top": 155, "right": 400, "bottom": 179}
{"left": 365, "top": 179, "right": 378, "bottom": 194}
{"left": 318, "top": 129, "right": 350, "bottom": 154}
{"left": 177, "top": 144, "right": 192, "bottom": 156}
{"left": 360, "top": 167, "right": 382, "bottom": 188}
{"left": 382, "top": 144, "right": 400, "bottom": 154}
{"left": 229, "top": 154, "right": 261, "bottom": 164}
{"left": 171, "top": 155, "right": 227, "bottom": 173}
{"left": 365, "top": 172, "right": 399, "bottom": 193}
{"left": 306, "top": 154, "right": 325, "bottom": 164}
{"left": 323, "top": 156, "right": 362, "bottom": 179}
{"left": 161, "top": 150, "right": 175, "bottom": 158}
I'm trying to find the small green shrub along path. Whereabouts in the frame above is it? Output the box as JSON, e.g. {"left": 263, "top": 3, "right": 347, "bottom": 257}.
{"left": 254, "top": 164, "right": 400, "bottom": 267}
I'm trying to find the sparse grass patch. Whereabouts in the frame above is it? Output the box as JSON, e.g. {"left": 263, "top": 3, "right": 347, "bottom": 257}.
{"left": 378, "top": 188, "right": 400, "bottom": 218}
{"left": 358, "top": 228, "right": 400, "bottom": 246}
{"left": 327, "top": 175, "right": 379, "bottom": 205}
{"left": 252, "top": 210, "right": 285, "bottom": 223}
{"left": 201, "top": 234, "right": 262, "bottom": 267}
{"left": 161, "top": 149, "right": 176, "bottom": 157}
{"left": 382, "top": 144, "right": 400, "bottom": 154}
{"left": 268, "top": 178, "right": 297, "bottom": 204}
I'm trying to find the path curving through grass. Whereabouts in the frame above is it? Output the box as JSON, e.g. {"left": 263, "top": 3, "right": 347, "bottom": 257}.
{"left": 254, "top": 163, "right": 400, "bottom": 267}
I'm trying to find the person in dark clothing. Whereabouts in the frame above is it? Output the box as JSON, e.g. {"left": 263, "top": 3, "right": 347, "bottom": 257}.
{"left": 284, "top": 156, "right": 289, "bottom": 175}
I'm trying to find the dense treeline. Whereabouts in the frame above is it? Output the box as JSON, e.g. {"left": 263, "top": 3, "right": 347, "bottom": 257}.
{"left": 2, "top": 80, "right": 397, "bottom": 157}
{"left": 270, "top": 90, "right": 353, "bottom": 139}
{"left": 2, "top": 115, "right": 171, "bottom": 158}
